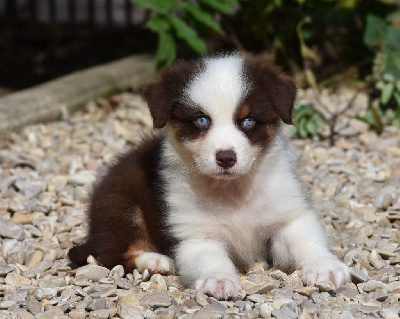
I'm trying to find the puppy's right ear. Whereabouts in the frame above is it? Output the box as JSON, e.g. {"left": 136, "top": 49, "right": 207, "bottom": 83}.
{"left": 144, "top": 80, "right": 171, "bottom": 129}
{"left": 144, "top": 60, "right": 203, "bottom": 129}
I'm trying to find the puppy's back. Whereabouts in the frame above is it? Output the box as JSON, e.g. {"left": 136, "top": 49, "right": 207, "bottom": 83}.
{"left": 68, "top": 134, "right": 173, "bottom": 270}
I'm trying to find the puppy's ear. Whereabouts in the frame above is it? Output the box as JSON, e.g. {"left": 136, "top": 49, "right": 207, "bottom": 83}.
{"left": 268, "top": 73, "right": 297, "bottom": 125}
{"left": 244, "top": 55, "right": 297, "bottom": 125}
{"left": 144, "top": 80, "right": 171, "bottom": 129}
{"left": 144, "top": 60, "right": 203, "bottom": 129}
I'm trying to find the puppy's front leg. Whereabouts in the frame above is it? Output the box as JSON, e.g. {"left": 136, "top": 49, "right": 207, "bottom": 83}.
{"left": 176, "top": 239, "right": 241, "bottom": 300}
{"left": 272, "top": 211, "right": 349, "bottom": 287}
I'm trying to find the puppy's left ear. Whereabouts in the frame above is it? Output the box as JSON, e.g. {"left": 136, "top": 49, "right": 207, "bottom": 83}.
{"left": 244, "top": 55, "right": 297, "bottom": 125}
{"left": 269, "top": 74, "right": 297, "bottom": 125}
{"left": 144, "top": 60, "right": 202, "bottom": 129}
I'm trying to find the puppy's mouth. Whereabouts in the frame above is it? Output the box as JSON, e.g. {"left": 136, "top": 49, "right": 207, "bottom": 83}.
{"left": 212, "top": 169, "right": 243, "bottom": 180}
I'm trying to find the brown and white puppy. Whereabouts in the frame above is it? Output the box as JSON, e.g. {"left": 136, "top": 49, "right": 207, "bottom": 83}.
{"left": 68, "top": 53, "right": 349, "bottom": 299}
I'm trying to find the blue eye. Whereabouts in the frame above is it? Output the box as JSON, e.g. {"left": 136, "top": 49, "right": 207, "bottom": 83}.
{"left": 242, "top": 118, "right": 255, "bottom": 128}
{"left": 195, "top": 116, "right": 209, "bottom": 128}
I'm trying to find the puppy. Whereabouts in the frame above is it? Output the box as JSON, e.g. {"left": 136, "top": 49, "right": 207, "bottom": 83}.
{"left": 68, "top": 53, "right": 349, "bottom": 299}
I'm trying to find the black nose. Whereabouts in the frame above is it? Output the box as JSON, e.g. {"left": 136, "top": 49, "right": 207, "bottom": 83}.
{"left": 216, "top": 150, "right": 237, "bottom": 169}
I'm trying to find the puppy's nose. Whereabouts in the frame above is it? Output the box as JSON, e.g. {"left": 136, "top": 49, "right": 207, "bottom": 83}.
{"left": 216, "top": 150, "right": 237, "bottom": 169}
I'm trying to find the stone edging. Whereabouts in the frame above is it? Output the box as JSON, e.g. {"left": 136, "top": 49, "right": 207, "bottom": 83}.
{"left": 0, "top": 55, "right": 154, "bottom": 137}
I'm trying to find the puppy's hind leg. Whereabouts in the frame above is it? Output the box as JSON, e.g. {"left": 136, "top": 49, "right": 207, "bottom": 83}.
{"left": 133, "top": 251, "right": 175, "bottom": 275}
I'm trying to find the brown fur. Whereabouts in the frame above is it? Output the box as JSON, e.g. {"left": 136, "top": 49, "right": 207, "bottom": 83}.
{"left": 144, "top": 60, "right": 204, "bottom": 128}
{"left": 68, "top": 135, "right": 175, "bottom": 271}
{"left": 169, "top": 104, "right": 211, "bottom": 142}
{"left": 243, "top": 54, "right": 297, "bottom": 125}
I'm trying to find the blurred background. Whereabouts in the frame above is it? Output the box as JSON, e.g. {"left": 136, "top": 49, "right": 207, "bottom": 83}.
{"left": 1, "top": 0, "right": 400, "bottom": 136}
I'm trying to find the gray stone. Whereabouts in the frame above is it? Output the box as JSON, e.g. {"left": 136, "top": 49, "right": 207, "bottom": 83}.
{"left": 32, "top": 260, "right": 53, "bottom": 273}
{"left": 35, "top": 287, "right": 58, "bottom": 300}
{"left": 259, "top": 303, "right": 274, "bottom": 319}
{"left": 361, "top": 280, "right": 388, "bottom": 292}
{"left": 0, "top": 218, "right": 25, "bottom": 240}
{"left": 4, "top": 273, "right": 31, "bottom": 287}
{"left": 192, "top": 310, "right": 221, "bottom": 319}
{"left": 314, "top": 281, "right": 335, "bottom": 292}
{"left": 380, "top": 307, "right": 400, "bottom": 319}
{"left": 26, "top": 300, "right": 41, "bottom": 315}
{"left": 75, "top": 265, "right": 110, "bottom": 282}
{"left": 90, "top": 287, "right": 117, "bottom": 298}
{"left": 140, "top": 291, "right": 172, "bottom": 307}
{"left": 110, "top": 264, "right": 124, "bottom": 279}
{"left": 349, "top": 267, "right": 368, "bottom": 283}
{"left": 88, "top": 309, "right": 111, "bottom": 319}
{"left": 116, "top": 278, "right": 132, "bottom": 290}
{"left": 241, "top": 279, "right": 275, "bottom": 294}
{"left": 156, "top": 308, "right": 177, "bottom": 319}
{"left": 271, "top": 307, "right": 298, "bottom": 319}
{"left": 88, "top": 298, "right": 106, "bottom": 311}
{"left": 0, "top": 300, "right": 16, "bottom": 310}
{"left": 370, "top": 250, "right": 386, "bottom": 269}
{"left": 118, "top": 304, "right": 143, "bottom": 319}
{"left": 0, "top": 265, "right": 14, "bottom": 277}
{"left": 272, "top": 298, "right": 293, "bottom": 310}
{"left": 15, "top": 311, "right": 35, "bottom": 319}
{"left": 35, "top": 311, "right": 62, "bottom": 319}
{"left": 246, "top": 294, "right": 266, "bottom": 303}
{"left": 68, "top": 310, "right": 87, "bottom": 319}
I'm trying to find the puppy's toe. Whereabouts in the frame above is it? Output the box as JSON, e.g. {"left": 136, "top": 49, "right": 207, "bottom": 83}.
{"left": 195, "top": 273, "right": 242, "bottom": 300}
{"left": 301, "top": 255, "right": 349, "bottom": 288}
{"left": 135, "top": 252, "right": 175, "bottom": 275}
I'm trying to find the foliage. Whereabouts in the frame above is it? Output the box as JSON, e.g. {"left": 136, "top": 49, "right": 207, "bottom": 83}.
{"left": 130, "top": 0, "right": 400, "bottom": 137}
{"left": 130, "top": 0, "right": 238, "bottom": 69}
{"left": 290, "top": 102, "right": 326, "bottom": 138}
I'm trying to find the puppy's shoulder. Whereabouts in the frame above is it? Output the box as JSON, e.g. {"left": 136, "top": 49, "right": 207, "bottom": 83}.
{"left": 93, "top": 133, "right": 165, "bottom": 195}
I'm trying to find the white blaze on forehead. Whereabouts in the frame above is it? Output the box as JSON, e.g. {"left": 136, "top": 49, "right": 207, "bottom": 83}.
{"left": 184, "top": 55, "right": 250, "bottom": 119}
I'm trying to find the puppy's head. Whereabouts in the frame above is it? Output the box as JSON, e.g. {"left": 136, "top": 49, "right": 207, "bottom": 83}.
{"left": 145, "top": 53, "right": 297, "bottom": 179}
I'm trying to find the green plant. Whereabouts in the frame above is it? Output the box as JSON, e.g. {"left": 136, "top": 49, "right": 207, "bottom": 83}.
{"left": 364, "top": 6, "right": 400, "bottom": 107}
{"left": 130, "top": 0, "right": 238, "bottom": 69}
{"left": 290, "top": 102, "right": 326, "bottom": 138}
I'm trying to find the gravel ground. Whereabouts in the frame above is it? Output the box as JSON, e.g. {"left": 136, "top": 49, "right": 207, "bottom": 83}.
{"left": 0, "top": 92, "right": 399, "bottom": 319}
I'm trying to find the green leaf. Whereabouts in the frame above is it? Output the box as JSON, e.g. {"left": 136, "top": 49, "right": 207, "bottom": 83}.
{"left": 130, "top": 0, "right": 177, "bottom": 14}
{"left": 392, "top": 118, "right": 400, "bottom": 129}
{"left": 380, "top": 82, "right": 395, "bottom": 104}
{"left": 155, "top": 30, "right": 176, "bottom": 69}
{"left": 364, "top": 14, "right": 386, "bottom": 48}
{"left": 170, "top": 17, "right": 207, "bottom": 54}
{"left": 305, "top": 121, "right": 317, "bottom": 135}
{"left": 384, "top": 25, "right": 400, "bottom": 51}
{"left": 396, "top": 81, "right": 400, "bottom": 92}
{"left": 383, "top": 49, "right": 400, "bottom": 80}
{"left": 393, "top": 91, "right": 400, "bottom": 107}
{"left": 198, "top": 0, "right": 236, "bottom": 14}
{"left": 298, "top": 120, "right": 308, "bottom": 138}
{"left": 145, "top": 15, "right": 170, "bottom": 33}
{"left": 182, "top": 3, "right": 222, "bottom": 32}
{"left": 293, "top": 104, "right": 313, "bottom": 121}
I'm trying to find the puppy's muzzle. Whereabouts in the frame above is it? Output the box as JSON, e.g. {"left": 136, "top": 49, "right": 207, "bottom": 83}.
{"left": 216, "top": 150, "right": 237, "bottom": 169}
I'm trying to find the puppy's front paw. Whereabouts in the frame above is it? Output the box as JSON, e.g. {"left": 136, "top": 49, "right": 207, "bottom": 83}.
{"left": 301, "top": 256, "right": 350, "bottom": 288}
{"left": 135, "top": 252, "right": 175, "bottom": 275}
{"left": 195, "top": 273, "right": 241, "bottom": 300}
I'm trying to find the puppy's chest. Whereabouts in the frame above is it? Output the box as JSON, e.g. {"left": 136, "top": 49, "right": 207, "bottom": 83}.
{"left": 167, "top": 181, "right": 280, "bottom": 237}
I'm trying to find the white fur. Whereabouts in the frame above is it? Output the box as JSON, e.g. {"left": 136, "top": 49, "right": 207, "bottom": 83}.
{"left": 158, "top": 56, "right": 349, "bottom": 298}
{"left": 135, "top": 252, "right": 175, "bottom": 275}
{"left": 174, "top": 54, "right": 258, "bottom": 178}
